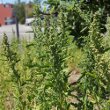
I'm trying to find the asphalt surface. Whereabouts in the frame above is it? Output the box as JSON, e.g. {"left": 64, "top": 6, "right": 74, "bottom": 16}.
{"left": 0, "top": 24, "right": 34, "bottom": 43}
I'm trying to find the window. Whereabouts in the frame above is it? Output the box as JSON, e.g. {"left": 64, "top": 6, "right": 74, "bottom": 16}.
{"left": 4, "top": 4, "right": 11, "bottom": 8}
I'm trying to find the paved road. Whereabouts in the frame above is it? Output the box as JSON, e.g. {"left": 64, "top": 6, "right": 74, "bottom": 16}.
{"left": 0, "top": 24, "right": 34, "bottom": 43}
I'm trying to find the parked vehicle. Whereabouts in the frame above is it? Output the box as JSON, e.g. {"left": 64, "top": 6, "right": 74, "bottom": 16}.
{"left": 5, "top": 17, "right": 15, "bottom": 25}
{"left": 25, "top": 18, "right": 34, "bottom": 25}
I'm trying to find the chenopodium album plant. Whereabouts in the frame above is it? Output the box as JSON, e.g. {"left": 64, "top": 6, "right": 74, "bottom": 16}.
{"left": 32, "top": 9, "right": 75, "bottom": 109}
{"left": 1, "top": 34, "right": 31, "bottom": 110}
{"left": 77, "top": 12, "right": 110, "bottom": 110}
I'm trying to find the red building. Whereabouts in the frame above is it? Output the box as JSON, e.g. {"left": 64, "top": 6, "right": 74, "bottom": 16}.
{"left": 0, "top": 4, "right": 15, "bottom": 26}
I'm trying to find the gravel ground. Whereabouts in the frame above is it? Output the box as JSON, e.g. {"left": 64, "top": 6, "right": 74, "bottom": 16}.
{"left": 0, "top": 24, "right": 34, "bottom": 42}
